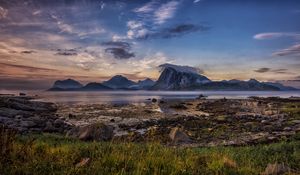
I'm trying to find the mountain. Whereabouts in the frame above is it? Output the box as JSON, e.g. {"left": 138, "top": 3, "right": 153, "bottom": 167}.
{"left": 196, "top": 79, "right": 281, "bottom": 91}
{"left": 129, "top": 78, "right": 155, "bottom": 90}
{"left": 80, "top": 82, "right": 112, "bottom": 91}
{"left": 102, "top": 75, "right": 137, "bottom": 89}
{"left": 151, "top": 64, "right": 211, "bottom": 90}
{"left": 48, "top": 79, "right": 83, "bottom": 91}
{"left": 264, "top": 82, "right": 297, "bottom": 91}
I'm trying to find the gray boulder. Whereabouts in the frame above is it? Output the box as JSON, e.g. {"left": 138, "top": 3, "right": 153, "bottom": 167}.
{"left": 67, "top": 123, "right": 114, "bottom": 141}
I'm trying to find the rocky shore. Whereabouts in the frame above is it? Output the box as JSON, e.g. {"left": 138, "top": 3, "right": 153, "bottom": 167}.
{"left": 1, "top": 94, "right": 300, "bottom": 147}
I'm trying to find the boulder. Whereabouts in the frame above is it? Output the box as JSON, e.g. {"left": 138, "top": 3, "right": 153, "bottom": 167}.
{"left": 262, "top": 163, "right": 291, "bottom": 175}
{"left": 169, "top": 127, "right": 191, "bottom": 144}
{"left": 20, "top": 120, "right": 36, "bottom": 128}
{"left": 68, "top": 123, "right": 114, "bottom": 141}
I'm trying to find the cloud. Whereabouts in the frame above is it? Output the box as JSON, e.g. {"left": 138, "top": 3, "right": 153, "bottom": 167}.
{"left": 55, "top": 48, "right": 78, "bottom": 56}
{"left": 101, "top": 41, "right": 131, "bottom": 50}
{"left": 253, "top": 32, "right": 300, "bottom": 40}
{"left": 0, "top": 62, "right": 57, "bottom": 73}
{"left": 154, "top": 1, "right": 180, "bottom": 24}
{"left": 0, "top": 6, "right": 8, "bottom": 19}
{"left": 254, "top": 67, "right": 270, "bottom": 73}
{"left": 254, "top": 67, "right": 291, "bottom": 74}
{"left": 21, "top": 50, "right": 36, "bottom": 54}
{"left": 135, "top": 24, "right": 209, "bottom": 40}
{"left": 134, "top": 1, "right": 156, "bottom": 14}
{"left": 272, "top": 44, "right": 300, "bottom": 56}
{"left": 105, "top": 48, "right": 135, "bottom": 59}
{"left": 194, "top": 0, "right": 202, "bottom": 3}
{"left": 50, "top": 14, "right": 105, "bottom": 38}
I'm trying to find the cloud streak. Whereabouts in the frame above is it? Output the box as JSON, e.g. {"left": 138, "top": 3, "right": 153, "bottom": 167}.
{"left": 254, "top": 32, "right": 300, "bottom": 40}
{"left": 273, "top": 44, "right": 300, "bottom": 56}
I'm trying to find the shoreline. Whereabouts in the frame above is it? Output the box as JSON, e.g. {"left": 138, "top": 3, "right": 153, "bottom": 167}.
{"left": 1, "top": 95, "right": 299, "bottom": 147}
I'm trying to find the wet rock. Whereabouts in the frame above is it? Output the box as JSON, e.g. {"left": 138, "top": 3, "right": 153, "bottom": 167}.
{"left": 54, "top": 119, "right": 64, "bottom": 127}
{"left": 44, "top": 121, "right": 56, "bottom": 132}
{"left": 169, "top": 127, "right": 191, "bottom": 144}
{"left": 170, "top": 104, "right": 188, "bottom": 110}
{"left": 19, "top": 93, "right": 26, "bottom": 96}
{"left": 68, "top": 123, "right": 114, "bottom": 141}
{"left": 20, "top": 120, "right": 36, "bottom": 128}
{"left": 151, "top": 98, "right": 157, "bottom": 103}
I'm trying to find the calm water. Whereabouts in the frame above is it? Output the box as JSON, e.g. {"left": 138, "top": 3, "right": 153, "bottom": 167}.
{"left": 1, "top": 90, "right": 300, "bottom": 105}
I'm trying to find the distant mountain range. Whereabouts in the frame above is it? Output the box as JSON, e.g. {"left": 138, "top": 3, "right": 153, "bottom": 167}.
{"left": 48, "top": 64, "right": 297, "bottom": 91}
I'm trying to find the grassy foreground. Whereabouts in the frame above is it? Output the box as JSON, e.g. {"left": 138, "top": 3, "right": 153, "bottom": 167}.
{"left": 0, "top": 129, "right": 299, "bottom": 175}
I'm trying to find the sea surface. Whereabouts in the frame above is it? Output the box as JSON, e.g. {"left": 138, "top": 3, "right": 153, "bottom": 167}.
{"left": 1, "top": 90, "right": 300, "bottom": 105}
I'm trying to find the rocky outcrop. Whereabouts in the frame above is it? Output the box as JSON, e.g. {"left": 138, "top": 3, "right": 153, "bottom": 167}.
{"left": 0, "top": 96, "right": 71, "bottom": 133}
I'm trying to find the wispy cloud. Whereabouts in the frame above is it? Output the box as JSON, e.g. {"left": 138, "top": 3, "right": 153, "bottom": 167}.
{"left": 154, "top": 1, "right": 180, "bottom": 24}
{"left": 272, "top": 44, "right": 300, "bottom": 56}
{"left": 253, "top": 32, "right": 300, "bottom": 40}
{"left": 51, "top": 14, "right": 105, "bottom": 38}
{"left": 0, "top": 6, "right": 8, "bottom": 19}
{"left": 134, "top": 1, "right": 157, "bottom": 14}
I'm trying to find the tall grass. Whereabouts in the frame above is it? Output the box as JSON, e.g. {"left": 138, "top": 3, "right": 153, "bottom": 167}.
{"left": 0, "top": 129, "right": 299, "bottom": 175}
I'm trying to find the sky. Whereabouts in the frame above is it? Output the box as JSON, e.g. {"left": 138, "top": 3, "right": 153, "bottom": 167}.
{"left": 0, "top": 0, "right": 300, "bottom": 89}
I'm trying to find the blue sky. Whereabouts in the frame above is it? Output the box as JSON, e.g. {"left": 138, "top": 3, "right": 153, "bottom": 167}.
{"left": 0, "top": 0, "right": 299, "bottom": 89}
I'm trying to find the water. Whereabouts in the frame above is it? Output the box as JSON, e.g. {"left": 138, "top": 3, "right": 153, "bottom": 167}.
{"left": 1, "top": 90, "right": 300, "bottom": 105}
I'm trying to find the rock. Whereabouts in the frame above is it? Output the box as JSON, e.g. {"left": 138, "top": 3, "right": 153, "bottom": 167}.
{"left": 291, "top": 120, "right": 300, "bottom": 124}
{"left": 151, "top": 98, "right": 157, "bottom": 103}
{"left": 68, "top": 123, "right": 114, "bottom": 141}
{"left": 44, "top": 121, "right": 56, "bottom": 132}
{"left": 54, "top": 119, "right": 64, "bottom": 127}
{"left": 15, "top": 115, "right": 22, "bottom": 119}
{"left": 19, "top": 93, "right": 26, "bottom": 96}
{"left": 75, "top": 158, "right": 90, "bottom": 168}
{"left": 262, "top": 163, "right": 291, "bottom": 175}
{"left": 170, "top": 104, "right": 188, "bottom": 110}
{"left": 169, "top": 127, "right": 191, "bottom": 144}
{"left": 20, "top": 120, "right": 36, "bottom": 128}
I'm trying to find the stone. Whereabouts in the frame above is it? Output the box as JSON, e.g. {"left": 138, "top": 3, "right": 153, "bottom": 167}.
{"left": 44, "top": 121, "right": 55, "bottom": 132}
{"left": 68, "top": 123, "right": 114, "bottom": 141}
{"left": 54, "top": 119, "right": 64, "bottom": 127}
{"left": 20, "top": 120, "right": 36, "bottom": 128}
{"left": 151, "top": 98, "right": 157, "bottom": 103}
{"left": 262, "top": 163, "right": 291, "bottom": 175}
{"left": 169, "top": 127, "right": 191, "bottom": 144}
{"left": 75, "top": 158, "right": 90, "bottom": 168}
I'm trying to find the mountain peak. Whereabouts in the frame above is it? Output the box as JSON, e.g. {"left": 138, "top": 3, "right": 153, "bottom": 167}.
{"left": 152, "top": 64, "right": 211, "bottom": 90}
{"left": 103, "top": 75, "right": 136, "bottom": 89}
{"left": 159, "top": 63, "right": 202, "bottom": 75}
{"left": 51, "top": 79, "right": 83, "bottom": 90}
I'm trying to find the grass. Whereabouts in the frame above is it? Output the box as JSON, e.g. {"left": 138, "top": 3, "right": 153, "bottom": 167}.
{"left": 1, "top": 126, "right": 299, "bottom": 175}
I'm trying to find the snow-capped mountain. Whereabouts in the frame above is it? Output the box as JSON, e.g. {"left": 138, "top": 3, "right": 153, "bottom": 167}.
{"left": 151, "top": 64, "right": 211, "bottom": 90}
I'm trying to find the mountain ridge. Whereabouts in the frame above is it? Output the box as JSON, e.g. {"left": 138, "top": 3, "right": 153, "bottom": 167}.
{"left": 48, "top": 64, "right": 298, "bottom": 91}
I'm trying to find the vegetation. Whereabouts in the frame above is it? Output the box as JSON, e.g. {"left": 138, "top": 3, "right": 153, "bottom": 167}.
{"left": 0, "top": 126, "right": 299, "bottom": 175}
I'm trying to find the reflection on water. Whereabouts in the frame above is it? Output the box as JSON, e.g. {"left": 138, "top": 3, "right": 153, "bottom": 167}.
{"left": 1, "top": 90, "right": 300, "bottom": 104}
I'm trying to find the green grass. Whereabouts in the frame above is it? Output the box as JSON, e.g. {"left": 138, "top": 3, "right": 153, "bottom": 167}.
{"left": 1, "top": 129, "right": 300, "bottom": 175}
